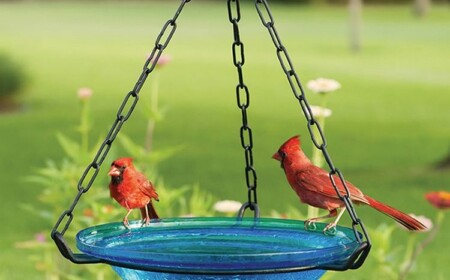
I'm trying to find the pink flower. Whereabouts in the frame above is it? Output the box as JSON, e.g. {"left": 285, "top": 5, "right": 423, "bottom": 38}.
{"left": 35, "top": 232, "right": 46, "bottom": 243}
{"left": 425, "top": 191, "right": 450, "bottom": 209}
{"left": 77, "top": 87, "right": 92, "bottom": 101}
{"left": 148, "top": 54, "right": 172, "bottom": 68}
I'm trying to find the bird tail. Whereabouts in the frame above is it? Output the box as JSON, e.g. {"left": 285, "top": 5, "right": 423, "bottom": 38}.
{"left": 365, "top": 196, "right": 427, "bottom": 231}
{"left": 140, "top": 201, "right": 159, "bottom": 220}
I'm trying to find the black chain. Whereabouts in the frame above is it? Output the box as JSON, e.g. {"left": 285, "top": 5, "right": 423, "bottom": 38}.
{"left": 228, "top": 0, "right": 260, "bottom": 218}
{"left": 255, "top": 0, "right": 371, "bottom": 269}
{"left": 51, "top": 0, "right": 191, "bottom": 264}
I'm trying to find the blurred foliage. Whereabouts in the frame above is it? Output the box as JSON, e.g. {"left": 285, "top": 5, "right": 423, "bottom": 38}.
{"left": 0, "top": 52, "right": 27, "bottom": 100}
{"left": 0, "top": 0, "right": 446, "bottom": 4}
{"left": 2, "top": 1, "right": 448, "bottom": 279}
{"left": 17, "top": 86, "right": 217, "bottom": 279}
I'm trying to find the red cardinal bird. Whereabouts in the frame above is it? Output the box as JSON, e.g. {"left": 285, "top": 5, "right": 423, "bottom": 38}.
{"left": 108, "top": 157, "right": 159, "bottom": 228}
{"left": 273, "top": 135, "right": 427, "bottom": 232}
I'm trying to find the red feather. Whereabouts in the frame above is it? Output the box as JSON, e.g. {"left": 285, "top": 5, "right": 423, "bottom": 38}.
{"left": 109, "top": 157, "right": 159, "bottom": 228}
{"left": 273, "top": 135, "right": 427, "bottom": 231}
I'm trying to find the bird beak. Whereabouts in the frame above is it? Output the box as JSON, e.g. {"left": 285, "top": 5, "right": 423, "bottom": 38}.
{"left": 272, "top": 152, "right": 281, "bottom": 161}
{"left": 108, "top": 166, "right": 121, "bottom": 177}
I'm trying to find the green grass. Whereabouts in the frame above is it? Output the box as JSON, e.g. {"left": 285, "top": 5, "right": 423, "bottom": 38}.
{"left": 0, "top": 1, "right": 449, "bottom": 279}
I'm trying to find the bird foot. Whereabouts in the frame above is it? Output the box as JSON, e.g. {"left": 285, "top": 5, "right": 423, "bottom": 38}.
{"left": 123, "top": 218, "right": 131, "bottom": 230}
{"left": 304, "top": 219, "right": 318, "bottom": 231}
{"left": 323, "top": 223, "right": 337, "bottom": 236}
{"left": 141, "top": 217, "right": 151, "bottom": 227}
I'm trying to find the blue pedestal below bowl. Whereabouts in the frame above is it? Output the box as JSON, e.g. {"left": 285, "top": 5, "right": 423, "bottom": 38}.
{"left": 76, "top": 217, "right": 361, "bottom": 280}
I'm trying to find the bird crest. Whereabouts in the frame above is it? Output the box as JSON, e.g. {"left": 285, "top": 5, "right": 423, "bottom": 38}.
{"left": 112, "top": 157, "right": 134, "bottom": 168}
{"left": 280, "top": 135, "right": 301, "bottom": 153}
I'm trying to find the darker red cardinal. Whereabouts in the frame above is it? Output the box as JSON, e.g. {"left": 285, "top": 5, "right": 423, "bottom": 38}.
{"left": 108, "top": 157, "right": 159, "bottom": 228}
{"left": 273, "top": 135, "right": 427, "bottom": 232}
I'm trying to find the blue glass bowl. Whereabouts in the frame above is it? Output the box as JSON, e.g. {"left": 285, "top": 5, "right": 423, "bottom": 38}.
{"left": 76, "top": 217, "right": 361, "bottom": 280}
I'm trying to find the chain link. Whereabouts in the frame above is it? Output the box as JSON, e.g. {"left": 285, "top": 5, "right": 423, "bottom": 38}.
{"left": 255, "top": 0, "right": 371, "bottom": 264}
{"left": 51, "top": 0, "right": 191, "bottom": 262}
{"left": 228, "top": 0, "right": 259, "bottom": 218}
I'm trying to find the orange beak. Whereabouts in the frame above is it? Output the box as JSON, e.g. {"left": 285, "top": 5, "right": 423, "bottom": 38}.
{"left": 272, "top": 152, "right": 281, "bottom": 161}
{"left": 108, "top": 166, "right": 121, "bottom": 177}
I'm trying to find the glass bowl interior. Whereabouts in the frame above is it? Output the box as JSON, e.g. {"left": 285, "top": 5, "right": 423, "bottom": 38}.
{"left": 76, "top": 217, "right": 361, "bottom": 275}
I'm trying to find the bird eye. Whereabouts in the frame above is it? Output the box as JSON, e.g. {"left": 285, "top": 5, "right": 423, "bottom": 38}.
{"left": 111, "top": 162, "right": 125, "bottom": 170}
{"left": 279, "top": 150, "right": 287, "bottom": 158}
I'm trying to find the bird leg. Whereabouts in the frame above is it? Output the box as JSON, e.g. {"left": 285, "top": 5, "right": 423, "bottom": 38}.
{"left": 323, "top": 208, "right": 346, "bottom": 235}
{"left": 140, "top": 201, "right": 159, "bottom": 225}
{"left": 142, "top": 205, "right": 150, "bottom": 227}
{"left": 123, "top": 209, "right": 133, "bottom": 229}
{"left": 305, "top": 209, "right": 338, "bottom": 231}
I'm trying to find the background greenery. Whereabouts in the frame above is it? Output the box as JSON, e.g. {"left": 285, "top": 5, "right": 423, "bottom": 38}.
{"left": 0, "top": 0, "right": 448, "bottom": 279}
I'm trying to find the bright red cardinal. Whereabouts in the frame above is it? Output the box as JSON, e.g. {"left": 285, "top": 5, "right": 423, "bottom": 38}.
{"left": 273, "top": 135, "right": 427, "bottom": 232}
{"left": 108, "top": 157, "right": 159, "bottom": 228}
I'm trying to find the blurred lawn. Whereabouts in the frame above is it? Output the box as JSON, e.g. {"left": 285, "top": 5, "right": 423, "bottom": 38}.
{"left": 0, "top": 1, "right": 449, "bottom": 279}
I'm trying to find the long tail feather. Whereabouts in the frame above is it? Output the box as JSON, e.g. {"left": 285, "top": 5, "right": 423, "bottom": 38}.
{"left": 365, "top": 196, "right": 427, "bottom": 231}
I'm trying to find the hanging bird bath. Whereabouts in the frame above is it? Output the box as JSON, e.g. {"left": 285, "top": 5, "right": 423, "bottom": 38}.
{"left": 51, "top": 0, "right": 372, "bottom": 279}
{"left": 76, "top": 217, "right": 364, "bottom": 280}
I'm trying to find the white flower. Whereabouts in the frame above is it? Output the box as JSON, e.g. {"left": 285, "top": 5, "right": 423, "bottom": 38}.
{"left": 410, "top": 214, "right": 433, "bottom": 231}
{"left": 213, "top": 200, "right": 242, "bottom": 213}
{"left": 307, "top": 78, "right": 341, "bottom": 94}
{"left": 398, "top": 213, "right": 433, "bottom": 232}
{"left": 310, "top": 105, "right": 332, "bottom": 118}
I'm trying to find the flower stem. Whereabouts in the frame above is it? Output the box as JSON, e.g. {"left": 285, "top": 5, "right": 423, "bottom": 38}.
{"left": 80, "top": 100, "right": 90, "bottom": 155}
{"left": 311, "top": 95, "right": 328, "bottom": 168}
{"left": 308, "top": 95, "right": 328, "bottom": 219}
{"left": 400, "top": 233, "right": 417, "bottom": 275}
{"left": 311, "top": 115, "right": 325, "bottom": 168}
{"left": 144, "top": 72, "right": 160, "bottom": 154}
{"left": 398, "top": 211, "right": 445, "bottom": 280}
{"left": 145, "top": 121, "right": 155, "bottom": 154}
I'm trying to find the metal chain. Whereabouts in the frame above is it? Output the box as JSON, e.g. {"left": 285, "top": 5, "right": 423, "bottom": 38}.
{"left": 51, "top": 0, "right": 191, "bottom": 263}
{"left": 254, "top": 0, "right": 371, "bottom": 268}
{"left": 228, "top": 0, "right": 260, "bottom": 218}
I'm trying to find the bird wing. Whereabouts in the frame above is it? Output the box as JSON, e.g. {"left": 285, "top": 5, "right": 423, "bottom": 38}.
{"left": 296, "top": 165, "right": 368, "bottom": 204}
{"left": 135, "top": 171, "right": 159, "bottom": 201}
